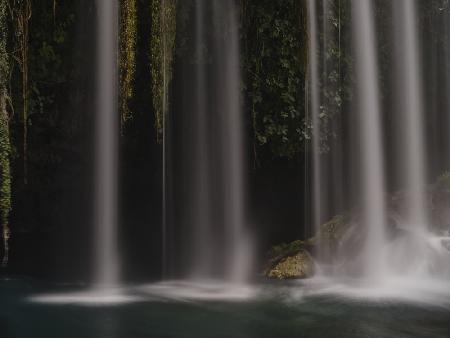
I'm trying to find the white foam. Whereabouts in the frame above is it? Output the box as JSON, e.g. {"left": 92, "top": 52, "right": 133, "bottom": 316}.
{"left": 28, "top": 288, "right": 140, "bottom": 306}
{"left": 135, "top": 280, "right": 259, "bottom": 302}
{"left": 292, "top": 276, "right": 450, "bottom": 307}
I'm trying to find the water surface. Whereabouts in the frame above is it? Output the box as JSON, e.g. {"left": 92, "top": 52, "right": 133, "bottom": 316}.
{"left": 1, "top": 278, "right": 449, "bottom": 338}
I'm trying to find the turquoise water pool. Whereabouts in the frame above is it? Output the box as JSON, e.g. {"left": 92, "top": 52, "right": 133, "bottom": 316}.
{"left": 1, "top": 278, "right": 449, "bottom": 338}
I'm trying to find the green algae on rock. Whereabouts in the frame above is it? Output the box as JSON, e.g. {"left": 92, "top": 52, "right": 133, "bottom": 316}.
{"left": 267, "top": 250, "right": 315, "bottom": 279}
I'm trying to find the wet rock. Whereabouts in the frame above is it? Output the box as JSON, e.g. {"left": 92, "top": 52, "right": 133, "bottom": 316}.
{"left": 264, "top": 172, "right": 450, "bottom": 279}
{"left": 310, "top": 214, "right": 353, "bottom": 263}
{"left": 266, "top": 250, "right": 315, "bottom": 280}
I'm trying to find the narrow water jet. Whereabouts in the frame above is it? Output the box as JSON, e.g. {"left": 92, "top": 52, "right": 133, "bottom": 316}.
{"left": 161, "top": 0, "right": 168, "bottom": 280}
{"left": 351, "top": 0, "right": 387, "bottom": 281}
{"left": 94, "top": 0, "right": 120, "bottom": 286}
{"left": 189, "top": 0, "right": 212, "bottom": 279}
{"left": 444, "top": 9, "right": 450, "bottom": 169}
{"left": 307, "top": 0, "right": 324, "bottom": 256}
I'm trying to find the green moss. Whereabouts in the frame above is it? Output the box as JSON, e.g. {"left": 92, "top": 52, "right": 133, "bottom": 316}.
{"left": 0, "top": 0, "right": 11, "bottom": 267}
{"left": 119, "top": 0, "right": 137, "bottom": 128}
{"left": 269, "top": 239, "right": 305, "bottom": 259}
{"left": 267, "top": 250, "right": 314, "bottom": 279}
{"left": 266, "top": 213, "right": 350, "bottom": 275}
{"left": 150, "top": 0, "right": 177, "bottom": 143}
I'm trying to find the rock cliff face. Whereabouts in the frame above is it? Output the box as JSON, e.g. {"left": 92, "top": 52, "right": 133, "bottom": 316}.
{"left": 265, "top": 173, "right": 450, "bottom": 280}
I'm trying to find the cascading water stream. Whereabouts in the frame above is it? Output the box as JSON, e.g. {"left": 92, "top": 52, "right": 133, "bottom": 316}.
{"left": 190, "top": 0, "right": 212, "bottom": 279}
{"left": 307, "top": 0, "right": 324, "bottom": 260}
{"left": 176, "top": 0, "right": 252, "bottom": 284}
{"left": 446, "top": 9, "right": 450, "bottom": 171}
{"left": 351, "top": 0, "right": 387, "bottom": 281}
{"left": 393, "top": 0, "right": 428, "bottom": 235}
{"left": 390, "top": 0, "right": 430, "bottom": 275}
{"left": 94, "top": 0, "right": 119, "bottom": 287}
{"left": 307, "top": 0, "right": 450, "bottom": 288}
{"left": 212, "top": 0, "right": 252, "bottom": 283}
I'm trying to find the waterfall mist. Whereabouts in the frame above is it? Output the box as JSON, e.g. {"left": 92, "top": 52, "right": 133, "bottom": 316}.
{"left": 94, "top": 0, "right": 119, "bottom": 286}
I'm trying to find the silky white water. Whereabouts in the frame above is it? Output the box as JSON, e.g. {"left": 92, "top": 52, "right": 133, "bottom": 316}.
{"left": 306, "top": 0, "right": 450, "bottom": 295}
{"left": 387, "top": 0, "right": 433, "bottom": 278}
{"left": 94, "top": 0, "right": 119, "bottom": 286}
{"left": 212, "top": 0, "right": 252, "bottom": 283}
{"left": 351, "top": 0, "right": 387, "bottom": 281}
{"left": 307, "top": 0, "right": 323, "bottom": 250}
{"left": 393, "top": 0, "right": 428, "bottom": 235}
{"left": 190, "top": 0, "right": 213, "bottom": 280}
{"left": 180, "top": 0, "right": 252, "bottom": 284}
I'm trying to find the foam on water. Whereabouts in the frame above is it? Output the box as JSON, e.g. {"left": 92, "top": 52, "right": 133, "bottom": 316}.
{"left": 136, "top": 280, "right": 258, "bottom": 302}
{"left": 29, "top": 289, "right": 139, "bottom": 306}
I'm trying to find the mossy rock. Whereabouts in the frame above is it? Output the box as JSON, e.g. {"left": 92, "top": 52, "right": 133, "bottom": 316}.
{"left": 319, "top": 214, "right": 351, "bottom": 238}
{"left": 307, "top": 214, "right": 351, "bottom": 260}
{"left": 267, "top": 250, "right": 315, "bottom": 279}
{"left": 268, "top": 240, "right": 305, "bottom": 259}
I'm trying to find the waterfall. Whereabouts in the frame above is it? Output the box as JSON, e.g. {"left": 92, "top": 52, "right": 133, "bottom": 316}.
{"left": 307, "top": 0, "right": 324, "bottom": 257}
{"left": 393, "top": 0, "right": 428, "bottom": 235}
{"left": 177, "top": 0, "right": 252, "bottom": 283}
{"left": 94, "top": 0, "right": 119, "bottom": 286}
{"left": 351, "top": 0, "right": 387, "bottom": 280}
{"left": 212, "top": 0, "right": 252, "bottom": 283}
{"left": 308, "top": 0, "right": 346, "bottom": 269}
{"left": 388, "top": 0, "right": 430, "bottom": 275}
{"left": 189, "top": 0, "right": 213, "bottom": 279}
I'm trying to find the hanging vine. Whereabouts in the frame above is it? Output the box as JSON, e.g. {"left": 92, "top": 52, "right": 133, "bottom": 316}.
{"left": 150, "top": 0, "right": 177, "bottom": 143}
{"left": 0, "top": 0, "right": 11, "bottom": 267}
{"left": 119, "top": 0, "right": 137, "bottom": 130}
{"left": 10, "top": 0, "right": 31, "bottom": 183}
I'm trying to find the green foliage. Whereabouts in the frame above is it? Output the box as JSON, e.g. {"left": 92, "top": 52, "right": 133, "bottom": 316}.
{"left": 120, "top": 0, "right": 137, "bottom": 128}
{"left": 150, "top": 0, "right": 177, "bottom": 143}
{"left": 0, "top": 0, "right": 11, "bottom": 267}
{"left": 9, "top": 0, "right": 32, "bottom": 182}
{"left": 316, "top": 0, "right": 352, "bottom": 153}
{"left": 242, "top": 0, "right": 309, "bottom": 160}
